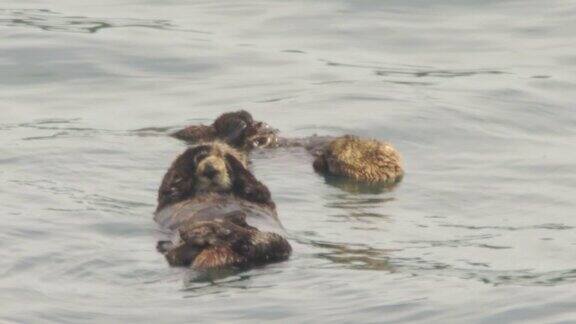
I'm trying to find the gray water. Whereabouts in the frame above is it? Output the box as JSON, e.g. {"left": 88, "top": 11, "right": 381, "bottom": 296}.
{"left": 1, "top": 1, "right": 576, "bottom": 323}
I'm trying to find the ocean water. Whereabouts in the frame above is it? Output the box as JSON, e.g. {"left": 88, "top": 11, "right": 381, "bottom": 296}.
{"left": 1, "top": 1, "right": 576, "bottom": 323}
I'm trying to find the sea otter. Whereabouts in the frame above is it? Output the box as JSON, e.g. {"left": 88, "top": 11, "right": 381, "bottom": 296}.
{"left": 172, "top": 111, "right": 404, "bottom": 184}
{"left": 155, "top": 142, "right": 291, "bottom": 270}
{"left": 312, "top": 135, "right": 403, "bottom": 184}
{"left": 171, "top": 110, "right": 279, "bottom": 150}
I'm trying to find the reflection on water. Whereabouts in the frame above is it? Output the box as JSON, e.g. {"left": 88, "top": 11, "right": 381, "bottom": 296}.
{"left": 309, "top": 240, "right": 394, "bottom": 271}
{"left": 375, "top": 69, "right": 506, "bottom": 79}
{"left": 323, "top": 59, "right": 507, "bottom": 79}
{"left": 184, "top": 270, "right": 251, "bottom": 288}
{"left": 439, "top": 223, "right": 575, "bottom": 232}
{"left": 0, "top": 9, "right": 201, "bottom": 34}
{"left": 324, "top": 194, "right": 394, "bottom": 210}
{"left": 321, "top": 174, "right": 401, "bottom": 194}
{"left": 393, "top": 258, "right": 576, "bottom": 287}
{"left": 5, "top": 118, "right": 181, "bottom": 141}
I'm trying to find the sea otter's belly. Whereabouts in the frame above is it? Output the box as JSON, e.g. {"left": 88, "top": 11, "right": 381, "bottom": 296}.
{"left": 154, "top": 193, "right": 285, "bottom": 236}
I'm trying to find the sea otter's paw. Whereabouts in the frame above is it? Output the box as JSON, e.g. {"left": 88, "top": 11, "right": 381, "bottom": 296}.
{"left": 225, "top": 153, "right": 274, "bottom": 206}
{"left": 175, "top": 219, "right": 252, "bottom": 270}
{"left": 178, "top": 217, "right": 252, "bottom": 248}
{"left": 158, "top": 218, "right": 290, "bottom": 270}
{"left": 156, "top": 218, "right": 250, "bottom": 268}
{"left": 178, "top": 221, "right": 230, "bottom": 247}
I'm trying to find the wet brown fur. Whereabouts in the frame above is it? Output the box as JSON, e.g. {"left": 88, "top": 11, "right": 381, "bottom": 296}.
{"left": 172, "top": 111, "right": 404, "bottom": 184}
{"left": 171, "top": 110, "right": 278, "bottom": 150}
{"left": 155, "top": 142, "right": 290, "bottom": 271}
{"left": 156, "top": 141, "right": 274, "bottom": 212}
{"left": 313, "top": 135, "right": 404, "bottom": 183}
{"left": 160, "top": 212, "right": 290, "bottom": 270}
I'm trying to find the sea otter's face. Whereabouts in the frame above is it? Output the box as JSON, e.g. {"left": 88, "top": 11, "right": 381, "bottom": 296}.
{"left": 191, "top": 143, "right": 245, "bottom": 193}
{"left": 213, "top": 110, "right": 279, "bottom": 150}
{"left": 242, "top": 121, "right": 279, "bottom": 150}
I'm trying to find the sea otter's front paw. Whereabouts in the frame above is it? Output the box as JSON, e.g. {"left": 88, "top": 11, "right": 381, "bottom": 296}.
{"left": 224, "top": 153, "right": 272, "bottom": 205}
{"left": 242, "top": 183, "right": 271, "bottom": 204}
{"left": 178, "top": 220, "right": 246, "bottom": 249}
{"left": 179, "top": 222, "right": 221, "bottom": 247}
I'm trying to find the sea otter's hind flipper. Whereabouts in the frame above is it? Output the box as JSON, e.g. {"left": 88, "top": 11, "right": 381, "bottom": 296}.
{"left": 164, "top": 217, "right": 290, "bottom": 270}
{"left": 158, "top": 241, "right": 203, "bottom": 267}
{"left": 232, "top": 231, "right": 292, "bottom": 265}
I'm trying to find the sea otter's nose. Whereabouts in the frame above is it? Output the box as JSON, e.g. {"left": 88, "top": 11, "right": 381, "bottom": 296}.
{"left": 203, "top": 164, "right": 219, "bottom": 179}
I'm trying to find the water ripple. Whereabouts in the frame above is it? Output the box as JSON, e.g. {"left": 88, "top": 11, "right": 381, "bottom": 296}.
{"left": 0, "top": 8, "right": 207, "bottom": 34}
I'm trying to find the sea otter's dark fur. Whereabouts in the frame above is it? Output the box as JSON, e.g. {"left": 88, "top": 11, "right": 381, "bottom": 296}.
{"left": 157, "top": 142, "right": 272, "bottom": 212}
{"left": 155, "top": 142, "right": 290, "bottom": 270}
{"left": 171, "top": 110, "right": 278, "bottom": 150}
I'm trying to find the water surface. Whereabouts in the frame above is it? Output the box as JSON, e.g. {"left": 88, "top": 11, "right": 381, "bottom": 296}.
{"left": 1, "top": 1, "right": 576, "bottom": 323}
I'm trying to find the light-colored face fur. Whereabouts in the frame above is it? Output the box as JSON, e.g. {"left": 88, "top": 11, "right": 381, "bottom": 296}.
{"left": 194, "top": 142, "right": 246, "bottom": 193}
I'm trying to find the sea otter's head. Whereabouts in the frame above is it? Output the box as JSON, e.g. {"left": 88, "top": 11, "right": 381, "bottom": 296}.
{"left": 241, "top": 121, "right": 279, "bottom": 150}
{"left": 313, "top": 135, "right": 404, "bottom": 183}
{"left": 189, "top": 142, "right": 247, "bottom": 193}
{"left": 212, "top": 110, "right": 278, "bottom": 150}
{"left": 157, "top": 140, "right": 274, "bottom": 212}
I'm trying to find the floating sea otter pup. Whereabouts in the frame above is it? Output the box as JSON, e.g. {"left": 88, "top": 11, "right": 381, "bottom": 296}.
{"left": 173, "top": 111, "right": 404, "bottom": 184}
{"left": 312, "top": 135, "right": 403, "bottom": 184}
{"left": 154, "top": 142, "right": 291, "bottom": 270}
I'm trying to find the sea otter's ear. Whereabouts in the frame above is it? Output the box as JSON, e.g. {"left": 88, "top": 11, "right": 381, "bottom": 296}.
{"left": 225, "top": 153, "right": 273, "bottom": 207}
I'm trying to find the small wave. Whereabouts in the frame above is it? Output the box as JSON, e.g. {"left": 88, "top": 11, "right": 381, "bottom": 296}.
{"left": 0, "top": 8, "right": 206, "bottom": 34}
